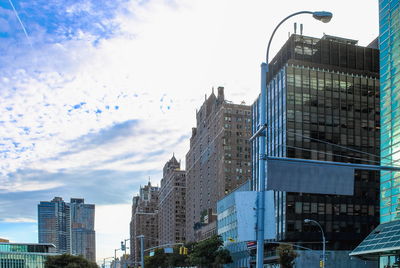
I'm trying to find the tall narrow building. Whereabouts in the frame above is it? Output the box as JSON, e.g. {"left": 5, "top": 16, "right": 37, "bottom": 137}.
{"left": 129, "top": 182, "right": 159, "bottom": 265}
{"left": 69, "top": 198, "right": 96, "bottom": 262}
{"left": 38, "top": 197, "right": 71, "bottom": 254}
{"left": 351, "top": 1, "right": 400, "bottom": 266}
{"left": 158, "top": 155, "right": 186, "bottom": 245}
{"left": 185, "top": 87, "right": 252, "bottom": 242}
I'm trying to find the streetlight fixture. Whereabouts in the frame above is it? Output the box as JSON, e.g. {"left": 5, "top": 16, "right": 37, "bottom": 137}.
{"left": 304, "top": 219, "right": 326, "bottom": 268}
{"left": 254, "top": 10, "right": 332, "bottom": 268}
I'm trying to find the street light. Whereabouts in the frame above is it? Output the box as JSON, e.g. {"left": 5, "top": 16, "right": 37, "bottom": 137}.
{"left": 254, "top": 10, "right": 332, "bottom": 268}
{"left": 304, "top": 219, "right": 326, "bottom": 268}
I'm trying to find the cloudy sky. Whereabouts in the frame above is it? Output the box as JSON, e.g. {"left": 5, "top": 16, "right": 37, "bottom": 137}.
{"left": 0, "top": 0, "right": 378, "bottom": 263}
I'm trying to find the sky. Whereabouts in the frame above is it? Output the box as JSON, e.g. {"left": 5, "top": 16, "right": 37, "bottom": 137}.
{"left": 0, "top": 0, "right": 379, "bottom": 264}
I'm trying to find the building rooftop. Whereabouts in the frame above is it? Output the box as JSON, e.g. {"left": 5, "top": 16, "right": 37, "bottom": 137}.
{"left": 321, "top": 34, "right": 358, "bottom": 45}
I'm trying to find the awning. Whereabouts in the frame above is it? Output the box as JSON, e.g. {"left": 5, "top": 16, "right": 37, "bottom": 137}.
{"left": 350, "top": 220, "right": 400, "bottom": 259}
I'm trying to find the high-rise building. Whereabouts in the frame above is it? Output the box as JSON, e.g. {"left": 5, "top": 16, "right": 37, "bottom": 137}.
{"left": 158, "top": 155, "right": 186, "bottom": 245}
{"left": 38, "top": 197, "right": 95, "bottom": 261}
{"left": 351, "top": 1, "right": 400, "bottom": 266}
{"left": 69, "top": 198, "right": 96, "bottom": 262}
{"left": 252, "top": 34, "right": 380, "bottom": 267}
{"left": 129, "top": 182, "right": 159, "bottom": 265}
{"left": 185, "top": 87, "right": 252, "bottom": 242}
{"left": 38, "top": 197, "right": 71, "bottom": 254}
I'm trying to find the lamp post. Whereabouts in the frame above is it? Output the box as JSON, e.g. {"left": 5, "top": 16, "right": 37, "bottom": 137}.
{"left": 137, "top": 235, "right": 145, "bottom": 268}
{"left": 304, "top": 219, "right": 326, "bottom": 268}
{"left": 114, "top": 248, "right": 122, "bottom": 268}
{"left": 120, "top": 238, "right": 131, "bottom": 268}
{"left": 102, "top": 257, "right": 113, "bottom": 268}
{"left": 254, "top": 11, "right": 332, "bottom": 268}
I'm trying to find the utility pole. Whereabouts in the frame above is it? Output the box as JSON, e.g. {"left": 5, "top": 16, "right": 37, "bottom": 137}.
{"left": 138, "top": 235, "right": 145, "bottom": 268}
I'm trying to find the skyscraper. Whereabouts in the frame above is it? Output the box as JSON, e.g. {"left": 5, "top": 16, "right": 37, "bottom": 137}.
{"left": 351, "top": 1, "right": 400, "bottom": 266}
{"left": 38, "top": 197, "right": 95, "bottom": 261}
{"left": 252, "top": 34, "right": 380, "bottom": 266}
{"left": 38, "top": 197, "right": 71, "bottom": 254}
{"left": 129, "top": 182, "right": 159, "bottom": 265}
{"left": 69, "top": 198, "right": 96, "bottom": 262}
{"left": 185, "top": 87, "right": 252, "bottom": 242}
{"left": 158, "top": 155, "right": 186, "bottom": 245}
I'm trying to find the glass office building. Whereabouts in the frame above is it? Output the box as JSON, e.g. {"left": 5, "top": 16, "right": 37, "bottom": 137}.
{"left": 69, "top": 198, "right": 96, "bottom": 262}
{"left": 351, "top": 1, "right": 400, "bottom": 267}
{"left": 0, "top": 242, "right": 58, "bottom": 268}
{"left": 253, "top": 34, "right": 380, "bottom": 266}
{"left": 38, "top": 197, "right": 71, "bottom": 254}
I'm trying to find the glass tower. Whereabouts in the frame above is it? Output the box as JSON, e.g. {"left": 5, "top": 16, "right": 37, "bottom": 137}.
{"left": 38, "top": 197, "right": 71, "bottom": 254}
{"left": 350, "top": 1, "right": 400, "bottom": 266}
{"left": 69, "top": 198, "right": 96, "bottom": 262}
{"left": 380, "top": 0, "right": 400, "bottom": 223}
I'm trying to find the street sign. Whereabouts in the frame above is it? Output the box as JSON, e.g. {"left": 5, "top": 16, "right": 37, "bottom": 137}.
{"left": 246, "top": 241, "right": 257, "bottom": 249}
{"left": 164, "top": 247, "right": 173, "bottom": 254}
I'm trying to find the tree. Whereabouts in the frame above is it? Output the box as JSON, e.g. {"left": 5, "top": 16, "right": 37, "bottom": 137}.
{"left": 144, "top": 249, "right": 167, "bottom": 268}
{"left": 189, "top": 235, "right": 233, "bottom": 268}
{"left": 165, "top": 246, "right": 190, "bottom": 267}
{"left": 277, "top": 244, "right": 298, "bottom": 268}
{"left": 45, "top": 254, "right": 98, "bottom": 268}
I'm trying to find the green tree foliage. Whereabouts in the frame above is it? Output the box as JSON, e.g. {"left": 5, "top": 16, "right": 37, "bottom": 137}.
{"left": 45, "top": 254, "right": 98, "bottom": 268}
{"left": 143, "top": 236, "right": 232, "bottom": 268}
{"left": 144, "top": 249, "right": 167, "bottom": 268}
{"left": 145, "top": 246, "right": 190, "bottom": 268}
{"left": 277, "top": 244, "right": 298, "bottom": 268}
{"left": 189, "top": 235, "right": 233, "bottom": 268}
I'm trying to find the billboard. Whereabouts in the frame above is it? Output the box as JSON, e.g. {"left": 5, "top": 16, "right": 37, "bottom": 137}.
{"left": 266, "top": 158, "right": 354, "bottom": 195}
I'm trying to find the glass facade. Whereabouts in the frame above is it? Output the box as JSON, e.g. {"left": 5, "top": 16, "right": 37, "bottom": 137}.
{"left": 0, "top": 243, "right": 57, "bottom": 268}
{"left": 252, "top": 34, "right": 381, "bottom": 257}
{"left": 217, "top": 181, "right": 253, "bottom": 268}
{"left": 380, "top": 0, "right": 400, "bottom": 224}
{"left": 38, "top": 197, "right": 71, "bottom": 254}
{"left": 69, "top": 198, "right": 96, "bottom": 262}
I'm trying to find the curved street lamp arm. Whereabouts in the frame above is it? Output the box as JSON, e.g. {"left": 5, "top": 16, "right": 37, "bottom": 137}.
{"left": 265, "top": 11, "right": 313, "bottom": 63}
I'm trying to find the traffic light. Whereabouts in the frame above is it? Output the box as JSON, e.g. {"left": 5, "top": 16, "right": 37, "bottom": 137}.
{"left": 320, "top": 260, "right": 324, "bottom": 267}
{"left": 179, "top": 246, "right": 188, "bottom": 255}
{"left": 121, "top": 241, "right": 125, "bottom": 251}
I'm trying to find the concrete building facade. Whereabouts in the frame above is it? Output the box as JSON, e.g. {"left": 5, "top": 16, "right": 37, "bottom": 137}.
{"left": 129, "top": 182, "right": 159, "bottom": 265}
{"left": 185, "top": 87, "right": 252, "bottom": 242}
{"left": 158, "top": 155, "right": 186, "bottom": 245}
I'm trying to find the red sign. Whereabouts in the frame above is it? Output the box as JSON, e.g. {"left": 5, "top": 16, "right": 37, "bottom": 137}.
{"left": 246, "top": 241, "right": 256, "bottom": 249}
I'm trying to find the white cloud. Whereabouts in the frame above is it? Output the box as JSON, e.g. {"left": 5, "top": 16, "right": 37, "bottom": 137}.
{"left": 1, "top": 218, "right": 37, "bottom": 223}
{"left": 0, "top": 179, "right": 63, "bottom": 193}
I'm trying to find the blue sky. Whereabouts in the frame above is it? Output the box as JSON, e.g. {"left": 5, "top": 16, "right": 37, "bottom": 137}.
{"left": 0, "top": 0, "right": 379, "bottom": 263}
